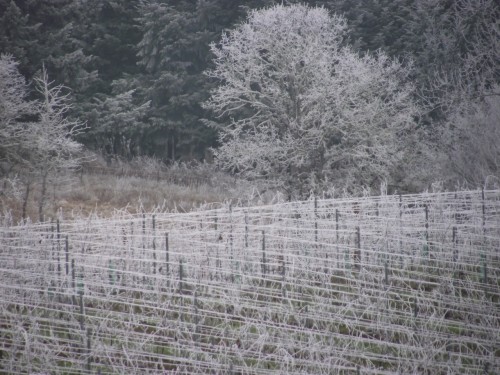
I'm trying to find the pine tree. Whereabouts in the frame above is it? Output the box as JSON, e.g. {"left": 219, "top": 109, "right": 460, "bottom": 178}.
{"left": 135, "top": 0, "right": 276, "bottom": 161}
{"left": 71, "top": 0, "right": 148, "bottom": 158}
{"left": 0, "top": 0, "right": 42, "bottom": 77}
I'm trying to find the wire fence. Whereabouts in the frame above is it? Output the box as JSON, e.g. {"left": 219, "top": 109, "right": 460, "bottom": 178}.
{"left": 80, "top": 165, "right": 213, "bottom": 187}
{"left": 1, "top": 189, "right": 499, "bottom": 374}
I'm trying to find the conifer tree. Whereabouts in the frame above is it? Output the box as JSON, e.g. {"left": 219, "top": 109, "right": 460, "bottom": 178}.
{"left": 135, "top": 0, "right": 275, "bottom": 160}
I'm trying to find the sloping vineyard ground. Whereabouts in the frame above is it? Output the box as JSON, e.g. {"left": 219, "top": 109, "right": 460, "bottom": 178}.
{"left": 1, "top": 190, "right": 499, "bottom": 374}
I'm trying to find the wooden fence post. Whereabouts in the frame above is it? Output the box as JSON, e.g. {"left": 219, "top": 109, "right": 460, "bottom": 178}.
{"left": 314, "top": 196, "right": 318, "bottom": 244}
{"left": 354, "top": 226, "right": 361, "bottom": 271}
{"left": 336, "top": 209, "right": 339, "bottom": 268}
{"left": 165, "top": 233, "right": 170, "bottom": 275}
{"left": 86, "top": 328, "right": 92, "bottom": 372}
{"left": 79, "top": 292, "right": 85, "bottom": 331}
{"left": 65, "top": 235, "right": 69, "bottom": 276}
{"left": 261, "top": 231, "right": 267, "bottom": 279}
{"left": 57, "top": 219, "right": 61, "bottom": 280}
{"left": 153, "top": 215, "right": 156, "bottom": 275}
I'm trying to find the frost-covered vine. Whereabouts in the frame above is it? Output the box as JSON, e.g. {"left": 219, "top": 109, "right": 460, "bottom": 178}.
{"left": 1, "top": 189, "right": 499, "bottom": 374}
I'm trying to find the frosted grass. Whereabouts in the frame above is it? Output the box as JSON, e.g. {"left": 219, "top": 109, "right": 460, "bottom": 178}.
{"left": 1, "top": 190, "right": 499, "bottom": 374}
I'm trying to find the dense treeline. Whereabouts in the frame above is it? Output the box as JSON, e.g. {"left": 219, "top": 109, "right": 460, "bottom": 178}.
{"left": 0, "top": 0, "right": 273, "bottom": 160}
{"left": 1, "top": 0, "right": 498, "bottom": 192}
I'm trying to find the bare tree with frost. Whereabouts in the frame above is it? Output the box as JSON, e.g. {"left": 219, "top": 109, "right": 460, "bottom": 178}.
{"left": 416, "top": 0, "right": 500, "bottom": 188}
{"left": 0, "top": 54, "right": 85, "bottom": 219}
{"left": 34, "top": 67, "right": 84, "bottom": 166}
{"left": 204, "top": 4, "right": 419, "bottom": 196}
{"left": 440, "top": 91, "right": 500, "bottom": 187}
{"left": 416, "top": 0, "right": 499, "bottom": 115}
{"left": 0, "top": 54, "right": 35, "bottom": 174}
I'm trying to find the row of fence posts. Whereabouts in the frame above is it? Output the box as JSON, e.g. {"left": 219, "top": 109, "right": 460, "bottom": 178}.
{"left": 50, "top": 191, "right": 492, "bottom": 290}
{"left": 49, "top": 189, "right": 492, "bottom": 295}
{"left": 47, "top": 220, "right": 93, "bottom": 373}
{"left": 200, "top": 193, "right": 490, "bottom": 285}
{"left": 41, "top": 189, "right": 494, "bottom": 373}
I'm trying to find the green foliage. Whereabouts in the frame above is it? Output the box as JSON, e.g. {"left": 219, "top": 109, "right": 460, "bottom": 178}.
{"left": 0, "top": 0, "right": 41, "bottom": 76}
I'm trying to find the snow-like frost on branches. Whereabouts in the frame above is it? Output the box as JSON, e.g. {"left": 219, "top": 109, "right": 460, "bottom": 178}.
{"left": 205, "top": 4, "right": 419, "bottom": 196}
{"left": 0, "top": 54, "right": 37, "bottom": 169}
{"left": 0, "top": 55, "right": 85, "bottom": 176}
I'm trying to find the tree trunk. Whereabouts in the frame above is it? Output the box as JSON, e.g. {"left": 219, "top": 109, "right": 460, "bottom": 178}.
{"left": 171, "top": 134, "right": 176, "bottom": 161}
{"left": 22, "top": 180, "right": 31, "bottom": 221}
{"left": 39, "top": 172, "right": 48, "bottom": 222}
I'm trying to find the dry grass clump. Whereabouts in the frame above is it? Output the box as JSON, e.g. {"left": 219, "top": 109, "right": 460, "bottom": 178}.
{"left": 1, "top": 157, "right": 269, "bottom": 223}
{"left": 64, "top": 173, "right": 236, "bottom": 215}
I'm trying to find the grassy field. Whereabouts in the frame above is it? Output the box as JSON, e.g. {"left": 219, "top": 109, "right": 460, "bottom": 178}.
{"left": 0, "top": 160, "right": 269, "bottom": 223}
{"left": 0, "top": 189, "right": 499, "bottom": 374}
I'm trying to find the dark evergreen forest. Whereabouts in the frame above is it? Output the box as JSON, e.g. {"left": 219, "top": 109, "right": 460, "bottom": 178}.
{"left": 1, "top": 0, "right": 498, "bottom": 189}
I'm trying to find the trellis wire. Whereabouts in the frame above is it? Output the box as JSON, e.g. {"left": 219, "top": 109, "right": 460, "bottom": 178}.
{"left": 0, "top": 189, "right": 499, "bottom": 374}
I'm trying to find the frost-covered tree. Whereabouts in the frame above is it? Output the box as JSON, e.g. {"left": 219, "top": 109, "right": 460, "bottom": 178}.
{"left": 0, "top": 56, "right": 83, "bottom": 175}
{"left": 412, "top": 0, "right": 499, "bottom": 115}
{"left": 205, "top": 4, "right": 419, "bottom": 195}
{"left": 405, "top": 0, "right": 500, "bottom": 188}
{"left": 439, "top": 90, "right": 500, "bottom": 188}
{"left": 0, "top": 54, "right": 84, "bottom": 219}
{"left": 32, "top": 67, "right": 85, "bottom": 170}
{"left": 0, "top": 54, "right": 38, "bottom": 174}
